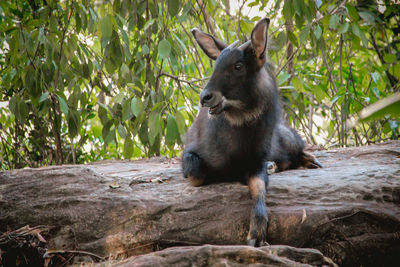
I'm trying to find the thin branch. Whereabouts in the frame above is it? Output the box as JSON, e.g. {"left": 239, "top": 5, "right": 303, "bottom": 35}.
{"left": 180, "top": 22, "right": 206, "bottom": 74}
{"left": 339, "top": 15, "right": 344, "bottom": 87}
{"left": 157, "top": 72, "right": 209, "bottom": 89}
{"left": 196, "top": 0, "right": 217, "bottom": 37}
{"left": 276, "top": 46, "right": 300, "bottom": 76}
{"left": 370, "top": 31, "right": 399, "bottom": 88}
{"left": 0, "top": 130, "right": 12, "bottom": 169}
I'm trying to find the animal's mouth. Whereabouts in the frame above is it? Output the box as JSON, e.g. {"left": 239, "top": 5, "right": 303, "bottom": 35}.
{"left": 208, "top": 101, "right": 223, "bottom": 115}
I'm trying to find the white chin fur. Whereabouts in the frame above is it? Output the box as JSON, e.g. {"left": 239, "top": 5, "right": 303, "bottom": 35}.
{"left": 222, "top": 97, "right": 264, "bottom": 126}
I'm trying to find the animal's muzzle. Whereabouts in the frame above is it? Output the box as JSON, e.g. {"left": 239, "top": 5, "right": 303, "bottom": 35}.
{"left": 200, "top": 89, "right": 215, "bottom": 107}
{"left": 200, "top": 89, "right": 224, "bottom": 115}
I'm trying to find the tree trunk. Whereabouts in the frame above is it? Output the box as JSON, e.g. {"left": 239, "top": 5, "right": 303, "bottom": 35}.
{"left": 1, "top": 142, "right": 399, "bottom": 266}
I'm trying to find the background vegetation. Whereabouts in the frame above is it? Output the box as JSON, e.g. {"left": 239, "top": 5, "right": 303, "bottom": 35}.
{"left": 0, "top": 0, "right": 399, "bottom": 170}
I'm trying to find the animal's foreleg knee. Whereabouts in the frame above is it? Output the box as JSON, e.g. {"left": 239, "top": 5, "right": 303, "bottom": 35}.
{"left": 182, "top": 152, "right": 206, "bottom": 186}
{"left": 247, "top": 174, "right": 269, "bottom": 246}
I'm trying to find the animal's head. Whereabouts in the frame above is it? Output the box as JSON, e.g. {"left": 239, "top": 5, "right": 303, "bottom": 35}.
{"left": 192, "top": 18, "right": 274, "bottom": 126}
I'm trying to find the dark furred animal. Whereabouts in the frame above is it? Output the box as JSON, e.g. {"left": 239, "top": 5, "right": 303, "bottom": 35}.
{"left": 182, "top": 18, "right": 321, "bottom": 246}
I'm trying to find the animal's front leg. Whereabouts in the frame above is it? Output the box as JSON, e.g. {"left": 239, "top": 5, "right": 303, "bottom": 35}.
{"left": 247, "top": 171, "right": 269, "bottom": 246}
{"left": 182, "top": 151, "right": 206, "bottom": 186}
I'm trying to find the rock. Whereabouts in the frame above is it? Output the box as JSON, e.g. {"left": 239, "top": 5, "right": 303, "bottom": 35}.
{"left": 1, "top": 141, "right": 400, "bottom": 266}
{"left": 113, "top": 244, "right": 337, "bottom": 267}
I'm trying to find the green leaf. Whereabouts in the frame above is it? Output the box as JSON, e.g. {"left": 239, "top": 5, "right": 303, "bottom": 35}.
{"left": 299, "top": 25, "right": 311, "bottom": 43}
{"left": 123, "top": 136, "right": 133, "bottom": 158}
{"left": 248, "top": 1, "right": 258, "bottom": 8}
{"left": 371, "top": 72, "right": 380, "bottom": 84}
{"left": 372, "top": 87, "right": 380, "bottom": 98}
{"left": 122, "top": 99, "right": 133, "bottom": 121}
{"left": 177, "top": 2, "right": 191, "bottom": 22}
{"left": 131, "top": 98, "right": 143, "bottom": 117}
{"left": 359, "top": 11, "right": 375, "bottom": 25}
{"left": 120, "top": 63, "right": 130, "bottom": 79}
{"left": 175, "top": 111, "right": 186, "bottom": 135}
{"left": 98, "top": 105, "right": 109, "bottom": 125}
{"left": 312, "top": 85, "right": 328, "bottom": 102}
{"left": 346, "top": 5, "right": 359, "bottom": 21}
{"left": 277, "top": 72, "right": 291, "bottom": 86}
{"left": 39, "top": 92, "right": 49, "bottom": 103}
{"left": 9, "top": 97, "right": 17, "bottom": 115}
{"left": 283, "top": 0, "right": 294, "bottom": 21}
{"left": 18, "top": 99, "right": 29, "bottom": 123}
{"left": 292, "top": 76, "right": 305, "bottom": 92}
{"left": 100, "top": 15, "right": 112, "bottom": 40}
{"left": 166, "top": 114, "right": 179, "bottom": 146}
{"left": 168, "top": 0, "right": 180, "bottom": 17}
{"left": 139, "top": 119, "right": 149, "bottom": 145}
{"left": 23, "top": 65, "right": 37, "bottom": 96}
{"left": 158, "top": 39, "right": 171, "bottom": 59}
{"left": 314, "top": 24, "right": 322, "bottom": 40}
{"left": 142, "top": 44, "right": 150, "bottom": 55}
{"left": 275, "top": 31, "right": 286, "bottom": 50}
{"left": 287, "top": 31, "right": 299, "bottom": 47}
{"left": 329, "top": 14, "right": 339, "bottom": 30}
{"left": 11, "top": 97, "right": 29, "bottom": 123}
{"left": 117, "top": 123, "right": 127, "bottom": 139}
{"left": 113, "top": 92, "right": 125, "bottom": 104}
{"left": 67, "top": 109, "right": 80, "bottom": 138}
{"left": 58, "top": 96, "right": 69, "bottom": 116}
{"left": 294, "top": 0, "right": 303, "bottom": 16}
{"left": 148, "top": 110, "right": 161, "bottom": 145}
{"left": 102, "top": 120, "right": 115, "bottom": 144}
{"left": 337, "top": 22, "right": 349, "bottom": 34}
{"left": 390, "top": 63, "right": 400, "bottom": 79}
{"left": 143, "top": 19, "right": 155, "bottom": 31}
{"left": 351, "top": 23, "right": 368, "bottom": 47}
{"left": 383, "top": 54, "right": 396, "bottom": 64}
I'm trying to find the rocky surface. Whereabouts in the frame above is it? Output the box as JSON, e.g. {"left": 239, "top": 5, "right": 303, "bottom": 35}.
{"left": 1, "top": 141, "right": 400, "bottom": 266}
{"left": 113, "top": 245, "right": 337, "bottom": 267}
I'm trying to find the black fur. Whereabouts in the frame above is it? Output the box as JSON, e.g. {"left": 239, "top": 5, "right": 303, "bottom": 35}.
{"left": 183, "top": 18, "right": 320, "bottom": 245}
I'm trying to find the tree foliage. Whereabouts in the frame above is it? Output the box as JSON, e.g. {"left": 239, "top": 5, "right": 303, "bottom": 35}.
{"left": 0, "top": 0, "right": 399, "bottom": 169}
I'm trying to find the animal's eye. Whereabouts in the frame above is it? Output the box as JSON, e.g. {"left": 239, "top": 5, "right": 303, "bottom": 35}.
{"left": 234, "top": 62, "right": 243, "bottom": 71}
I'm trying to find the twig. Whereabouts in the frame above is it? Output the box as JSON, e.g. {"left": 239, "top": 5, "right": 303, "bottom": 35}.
{"left": 276, "top": 46, "right": 300, "bottom": 76}
{"left": 196, "top": 0, "right": 217, "bottom": 37}
{"left": 370, "top": 31, "right": 399, "bottom": 88}
{"left": 180, "top": 23, "right": 206, "bottom": 74}
{"left": 0, "top": 130, "right": 12, "bottom": 169}
{"left": 157, "top": 72, "right": 209, "bottom": 89}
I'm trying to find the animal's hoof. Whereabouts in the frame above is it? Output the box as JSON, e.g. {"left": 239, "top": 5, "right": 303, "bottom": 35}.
{"left": 247, "top": 213, "right": 268, "bottom": 247}
{"left": 266, "top": 161, "right": 277, "bottom": 174}
{"left": 313, "top": 158, "right": 323, "bottom": 168}
{"left": 307, "top": 158, "right": 323, "bottom": 169}
{"left": 247, "top": 239, "right": 256, "bottom": 247}
{"left": 188, "top": 176, "right": 205, "bottom": 186}
{"left": 247, "top": 239, "right": 269, "bottom": 247}
{"left": 301, "top": 152, "right": 323, "bottom": 169}
{"left": 259, "top": 240, "right": 270, "bottom": 247}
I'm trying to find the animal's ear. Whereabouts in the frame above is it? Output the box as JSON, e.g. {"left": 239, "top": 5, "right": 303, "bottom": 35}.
{"left": 191, "top": 28, "right": 227, "bottom": 60}
{"left": 250, "top": 18, "right": 270, "bottom": 65}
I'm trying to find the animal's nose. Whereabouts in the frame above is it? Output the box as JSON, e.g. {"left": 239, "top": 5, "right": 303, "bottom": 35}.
{"left": 200, "top": 90, "right": 215, "bottom": 107}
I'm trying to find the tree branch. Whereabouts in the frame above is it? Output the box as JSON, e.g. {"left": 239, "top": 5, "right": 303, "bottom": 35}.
{"left": 196, "top": 0, "right": 217, "bottom": 37}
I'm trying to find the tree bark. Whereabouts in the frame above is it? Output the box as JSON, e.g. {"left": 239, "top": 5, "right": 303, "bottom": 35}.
{"left": 285, "top": 20, "right": 294, "bottom": 84}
